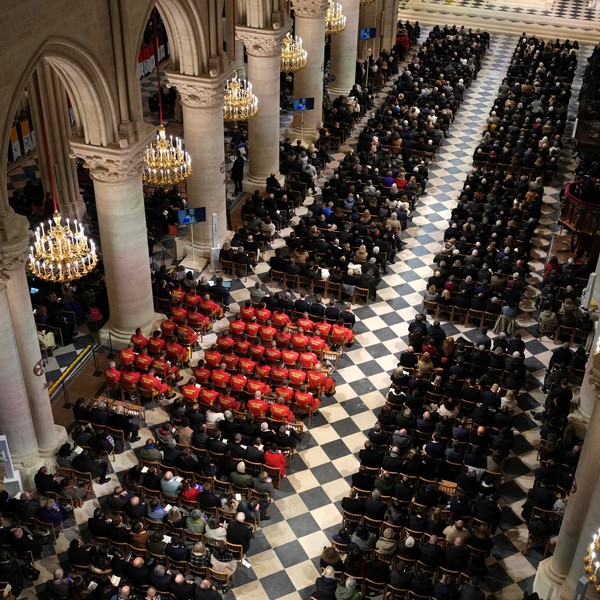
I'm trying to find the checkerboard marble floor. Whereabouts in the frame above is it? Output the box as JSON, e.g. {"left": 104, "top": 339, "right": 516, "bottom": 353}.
{"left": 18, "top": 34, "right": 592, "bottom": 600}
{"left": 399, "top": 0, "right": 600, "bottom": 20}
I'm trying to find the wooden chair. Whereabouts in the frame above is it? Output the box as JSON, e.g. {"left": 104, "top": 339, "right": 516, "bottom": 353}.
{"left": 554, "top": 325, "right": 575, "bottom": 345}
{"left": 343, "top": 510, "right": 363, "bottom": 530}
{"left": 208, "top": 566, "right": 234, "bottom": 588}
{"left": 72, "top": 469, "right": 94, "bottom": 492}
{"left": 270, "top": 270, "right": 286, "bottom": 288}
{"left": 421, "top": 299, "right": 439, "bottom": 317}
{"left": 33, "top": 517, "right": 60, "bottom": 542}
{"left": 167, "top": 557, "right": 189, "bottom": 573}
{"left": 128, "top": 544, "right": 148, "bottom": 559}
{"left": 224, "top": 541, "right": 245, "bottom": 560}
{"left": 364, "top": 579, "right": 386, "bottom": 597}
{"left": 325, "top": 281, "right": 343, "bottom": 302}
{"left": 352, "top": 286, "right": 371, "bottom": 306}
{"left": 525, "top": 533, "right": 552, "bottom": 558}
{"left": 263, "top": 464, "right": 282, "bottom": 489}
{"left": 450, "top": 306, "right": 469, "bottom": 326}
{"left": 385, "top": 583, "right": 409, "bottom": 599}
{"left": 137, "top": 386, "right": 158, "bottom": 410}
{"left": 466, "top": 308, "right": 484, "bottom": 327}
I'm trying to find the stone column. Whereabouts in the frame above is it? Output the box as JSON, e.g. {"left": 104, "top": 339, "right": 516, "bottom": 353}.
{"left": 28, "top": 63, "right": 85, "bottom": 222}
{"left": 0, "top": 259, "right": 39, "bottom": 460}
{"left": 329, "top": 0, "right": 360, "bottom": 97}
{"left": 70, "top": 135, "right": 156, "bottom": 343}
{"left": 291, "top": 0, "right": 328, "bottom": 142}
{"left": 358, "top": 0, "right": 381, "bottom": 62}
{"left": 380, "top": 0, "right": 399, "bottom": 53}
{"left": 1, "top": 217, "right": 61, "bottom": 454}
{"left": 237, "top": 27, "right": 287, "bottom": 191}
{"left": 534, "top": 325, "right": 600, "bottom": 599}
{"left": 165, "top": 72, "right": 230, "bottom": 254}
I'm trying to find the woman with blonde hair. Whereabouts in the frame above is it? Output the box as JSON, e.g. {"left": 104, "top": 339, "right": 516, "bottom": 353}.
{"left": 441, "top": 337, "right": 455, "bottom": 359}
{"left": 354, "top": 244, "right": 368, "bottom": 263}
{"left": 375, "top": 527, "right": 397, "bottom": 556}
{"left": 417, "top": 352, "right": 434, "bottom": 376}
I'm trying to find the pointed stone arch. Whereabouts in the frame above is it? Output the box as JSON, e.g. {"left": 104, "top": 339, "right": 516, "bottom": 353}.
{"left": 135, "top": 0, "right": 211, "bottom": 77}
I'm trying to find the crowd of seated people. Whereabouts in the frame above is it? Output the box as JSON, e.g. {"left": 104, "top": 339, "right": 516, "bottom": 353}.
{"left": 312, "top": 312, "right": 581, "bottom": 598}
{"left": 271, "top": 27, "right": 491, "bottom": 308}
{"left": 420, "top": 35, "right": 580, "bottom": 346}
{"left": 360, "top": 25, "right": 489, "bottom": 165}
{"left": 0, "top": 474, "right": 257, "bottom": 598}
{"left": 536, "top": 256, "right": 595, "bottom": 343}
{"left": 473, "top": 37, "right": 578, "bottom": 181}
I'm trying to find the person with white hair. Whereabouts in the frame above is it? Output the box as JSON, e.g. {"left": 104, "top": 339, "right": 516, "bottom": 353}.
{"left": 335, "top": 576, "right": 363, "bottom": 600}
{"left": 226, "top": 512, "right": 252, "bottom": 553}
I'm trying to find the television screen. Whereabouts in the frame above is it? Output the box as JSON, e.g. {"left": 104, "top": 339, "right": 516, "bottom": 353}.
{"left": 177, "top": 207, "right": 207, "bottom": 225}
{"left": 292, "top": 97, "right": 315, "bottom": 111}
{"left": 359, "top": 27, "right": 377, "bottom": 40}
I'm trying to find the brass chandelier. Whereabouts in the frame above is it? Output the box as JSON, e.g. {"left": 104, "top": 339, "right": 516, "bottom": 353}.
{"left": 223, "top": 72, "right": 259, "bottom": 122}
{"left": 29, "top": 213, "right": 98, "bottom": 283}
{"left": 325, "top": 0, "right": 346, "bottom": 35}
{"left": 584, "top": 528, "right": 600, "bottom": 592}
{"left": 143, "top": 125, "right": 192, "bottom": 188}
{"left": 280, "top": 32, "right": 308, "bottom": 73}
{"left": 143, "top": 11, "right": 192, "bottom": 188}
{"left": 29, "top": 70, "right": 97, "bottom": 284}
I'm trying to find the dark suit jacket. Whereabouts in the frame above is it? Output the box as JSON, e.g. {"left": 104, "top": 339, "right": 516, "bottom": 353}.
{"left": 126, "top": 563, "right": 151, "bottom": 587}
{"left": 227, "top": 520, "right": 252, "bottom": 551}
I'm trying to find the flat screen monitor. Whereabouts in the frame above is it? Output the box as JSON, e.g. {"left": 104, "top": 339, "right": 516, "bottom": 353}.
{"left": 292, "top": 97, "right": 315, "bottom": 111}
{"left": 359, "top": 27, "right": 377, "bottom": 39}
{"left": 177, "top": 207, "right": 207, "bottom": 225}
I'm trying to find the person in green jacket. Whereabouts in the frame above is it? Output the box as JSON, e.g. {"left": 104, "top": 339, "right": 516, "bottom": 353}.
{"left": 335, "top": 576, "right": 363, "bottom": 600}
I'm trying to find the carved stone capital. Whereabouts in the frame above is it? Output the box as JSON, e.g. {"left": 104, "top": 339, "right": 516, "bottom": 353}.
{"left": 293, "top": 0, "right": 328, "bottom": 18}
{"left": 0, "top": 211, "right": 31, "bottom": 285}
{"left": 166, "top": 71, "right": 229, "bottom": 109}
{"left": 82, "top": 153, "right": 145, "bottom": 183}
{"left": 236, "top": 26, "right": 289, "bottom": 57}
{"left": 70, "top": 129, "right": 155, "bottom": 183}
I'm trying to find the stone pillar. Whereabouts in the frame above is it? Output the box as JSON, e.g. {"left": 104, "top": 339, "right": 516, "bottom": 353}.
{"left": 534, "top": 324, "right": 600, "bottom": 599}
{"left": 166, "top": 72, "right": 230, "bottom": 254}
{"left": 70, "top": 135, "right": 156, "bottom": 343}
{"left": 28, "top": 63, "right": 85, "bottom": 222}
{"left": 237, "top": 27, "right": 287, "bottom": 190}
{"left": 291, "top": 0, "right": 328, "bottom": 142}
{"left": 358, "top": 0, "right": 381, "bottom": 62}
{"left": 1, "top": 217, "right": 61, "bottom": 454}
{"left": 380, "top": 0, "right": 399, "bottom": 53}
{"left": 329, "top": 0, "right": 360, "bottom": 97}
{"left": 0, "top": 235, "right": 39, "bottom": 461}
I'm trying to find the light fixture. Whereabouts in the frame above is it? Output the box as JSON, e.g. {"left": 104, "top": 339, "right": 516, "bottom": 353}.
{"left": 29, "top": 70, "right": 98, "bottom": 284}
{"left": 223, "top": 72, "right": 259, "bottom": 122}
{"left": 29, "top": 213, "right": 98, "bottom": 283}
{"left": 584, "top": 528, "right": 600, "bottom": 592}
{"left": 325, "top": 0, "right": 346, "bottom": 35}
{"left": 280, "top": 32, "right": 308, "bottom": 73}
{"left": 143, "top": 124, "right": 192, "bottom": 188}
{"left": 143, "top": 11, "right": 192, "bottom": 188}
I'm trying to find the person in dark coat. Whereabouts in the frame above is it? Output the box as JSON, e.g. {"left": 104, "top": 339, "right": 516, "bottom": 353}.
{"left": 226, "top": 513, "right": 253, "bottom": 553}
{"left": 231, "top": 151, "right": 245, "bottom": 195}
{"left": 314, "top": 566, "right": 338, "bottom": 600}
